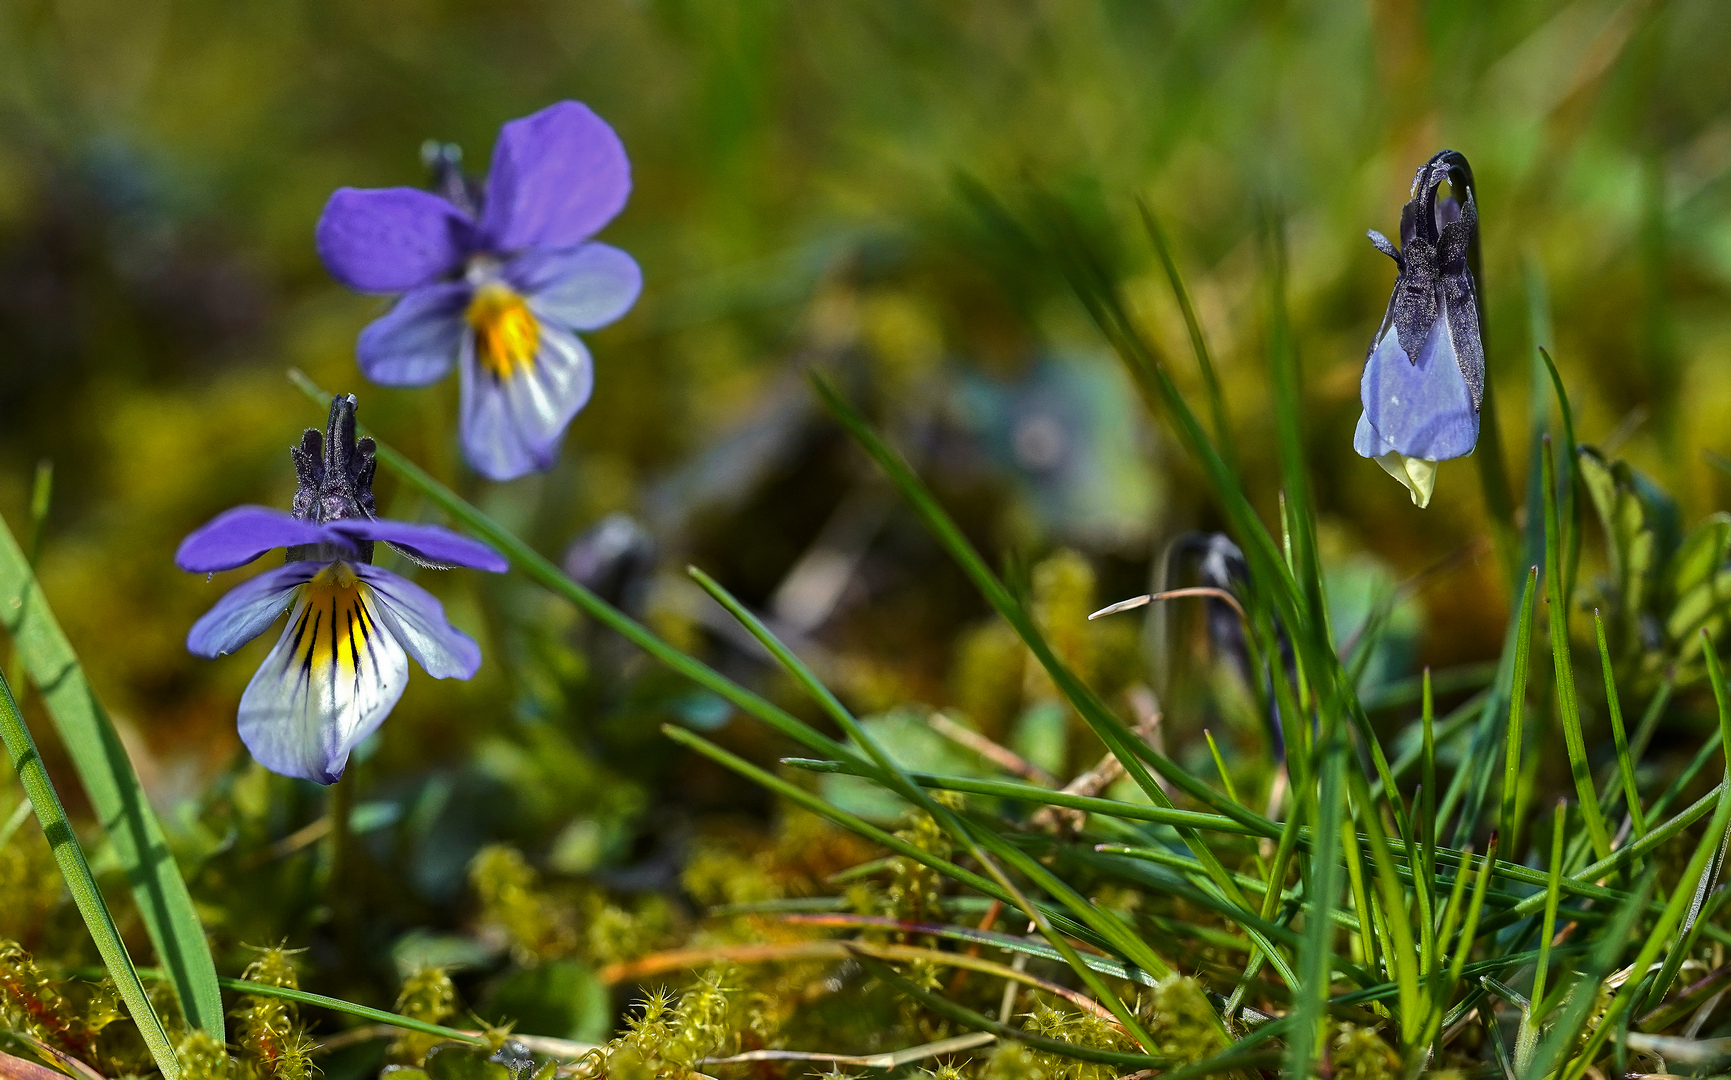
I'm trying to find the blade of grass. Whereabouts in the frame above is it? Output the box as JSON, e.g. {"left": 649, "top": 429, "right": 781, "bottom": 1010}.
{"left": 0, "top": 672, "right": 180, "bottom": 1079}
{"left": 0, "top": 510, "right": 222, "bottom": 1036}
{"left": 1346, "top": 764, "right": 1424, "bottom": 1048}
{"left": 1140, "top": 200, "right": 1231, "bottom": 466}
{"left": 1565, "top": 779, "right": 1731, "bottom": 1079}
{"left": 1539, "top": 349, "right": 1582, "bottom": 609}
{"left": 1597, "top": 610, "right": 1647, "bottom": 838}
{"left": 1514, "top": 801, "right": 1567, "bottom": 1075}
{"left": 687, "top": 566, "right": 1163, "bottom": 1045}
{"left": 1288, "top": 731, "right": 1346, "bottom": 1080}
{"left": 1520, "top": 876, "right": 1650, "bottom": 1080}
{"left": 810, "top": 372, "right": 1299, "bottom": 987}
{"left": 1500, "top": 568, "right": 1540, "bottom": 850}
{"left": 667, "top": 725, "right": 1114, "bottom": 957}
{"left": 851, "top": 954, "right": 1169, "bottom": 1069}
{"left": 780, "top": 760, "right": 1265, "bottom": 835}
{"left": 1642, "top": 637, "right": 1731, "bottom": 1012}
{"left": 1543, "top": 437, "right": 1612, "bottom": 861}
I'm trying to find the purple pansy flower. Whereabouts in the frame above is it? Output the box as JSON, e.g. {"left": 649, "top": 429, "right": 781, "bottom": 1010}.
{"left": 315, "top": 101, "right": 642, "bottom": 481}
{"left": 1353, "top": 150, "right": 1484, "bottom": 508}
{"left": 179, "top": 395, "right": 507, "bottom": 784}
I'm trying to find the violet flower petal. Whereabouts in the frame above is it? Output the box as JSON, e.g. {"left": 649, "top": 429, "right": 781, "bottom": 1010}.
{"left": 478, "top": 101, "right": 630, "bottom": 254}
{"left": 237, "top": 575, "right": 408, "bottom": 784}
{"left": 186, "top": 561, "right": 322, "bottom": 658}
{"left": 316, "top": 187, "right": 474, "bottom": 293}
{"left": 457, "top": 322, "right": 593, "bottom": 481}
{"left": 511, "top": 243, "right": 642, "bottom": 332}
{"left": 177, "top": 506, "right": 343, "bottom": 573}
{"left": 354, "top": 564, "right": 481, "bottom": 679}
{"left": 327, "top": 518, "right": 508, "bottom": 573}
{"left": 357, "top": 282, "right": 472, "bottom": 386}
{"left": 1352, "top": 305, "right": 1479, "bottom": 462}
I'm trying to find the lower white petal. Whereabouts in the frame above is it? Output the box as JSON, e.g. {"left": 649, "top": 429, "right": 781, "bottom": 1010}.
{"left": 237, "top": 565, "right": 408, "bottom": 784}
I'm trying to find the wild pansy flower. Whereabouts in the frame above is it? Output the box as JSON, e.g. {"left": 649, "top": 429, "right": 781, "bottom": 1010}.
{"left": 178, "top": 395, "right": 507, "bottom": 784}
{"left": 1353, "top": 150, "right": 1484, "bottom": 508}
{"left": 315, "top": 101, "right": 641, "bottom": 481}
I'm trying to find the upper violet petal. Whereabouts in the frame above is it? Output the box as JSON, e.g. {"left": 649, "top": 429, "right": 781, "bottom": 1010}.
{"left": 327, "top": 518, "right": 508, "bottom": 573}
{"left": 186, "top": 562, "right": 321, "bottom": 658}
{"left": 357, "top": 282, "right": 471, "bottom": 386}
{"left": 478, "top": 102, "right": 630, "bottom": 254}
{"left": 316, "top": 187, "right": 473, "bottom": 293}
{"left": 354, "top": 564, "right": 482, "bottom": 679}
{"left": 510, "top": 243, "right": 642, "bottom": 332}
{"left": 177, "top": 506, "right": 341, "bottom": 572}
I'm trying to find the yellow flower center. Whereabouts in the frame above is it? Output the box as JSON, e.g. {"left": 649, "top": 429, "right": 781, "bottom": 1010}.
{"left": 293, "top": 562, "right": 378, "bottom": 680}
{"left": 466, "top": 283, "right": 539, "bottom": 382}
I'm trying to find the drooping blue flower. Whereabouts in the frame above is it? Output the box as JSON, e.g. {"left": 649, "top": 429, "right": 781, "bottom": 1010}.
{"left": 1353, "top": 150, "right": 1484, "bottom": 508}
{"left": 316, "top": 102, "right": 642, "bottom": 481}
{"left": 179, "top": 395, "right": 507, "bottom": 784}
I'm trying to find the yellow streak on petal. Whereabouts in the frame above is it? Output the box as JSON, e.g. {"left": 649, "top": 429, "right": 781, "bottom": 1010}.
{"left": 466, "top": 283, "right": 539, "bottom": 382}
{"left": 296, "top": 562, "right": 378, "bottom": 682}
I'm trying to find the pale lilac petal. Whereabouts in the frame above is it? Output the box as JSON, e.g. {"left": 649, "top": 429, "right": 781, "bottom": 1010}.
{"left": 354, "top": 565, "right": 481, "bottom": 679}
{"left": 316, "top": 187, "right": 474, "bottom": 293}
{"left": 1354, "top": 300, "right": 1478, "bottom": 462}
{"left": 186, "top": 562, "right": 321, "bottom": 658}
{"left": 510, "top": 243, "right": 641, "bottom": 332}
{"left": 327, "top": 518, "right": 507, "bottom": 573}
{"left": 478, "top": 102, "right": 630, "bottom": 253}
{"left": 237, "top": 574, "right": 408, "bottom": 784}
{"left": 458, "top": 322, "right": 593, "bottom": 481}
{"left": 177, "top": 507, "right": 341, "bottom": 573}
{"left": 357, "top": 283, "right": 470, "bottom": 386}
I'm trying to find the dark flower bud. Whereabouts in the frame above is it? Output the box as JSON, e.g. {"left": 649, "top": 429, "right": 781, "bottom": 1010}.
{"left": 1353, "top": 150, "right": 1485, "bottom": 507}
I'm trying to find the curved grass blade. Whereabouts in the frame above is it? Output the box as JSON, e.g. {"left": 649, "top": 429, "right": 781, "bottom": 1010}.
{"left": 0, "top": 673, "right": 180, "bottom": 1080}
{"left": 851, "top": 952, "right": 1168, "bottom": 1069}
{"left": 0, "top": 511, "right": 223, "bottom": 1036}
{"left": 1499, "top": 569, "right": 1539, "bottom": 850}
{"left": 687, "top": 566, "right": 1164, "bottom": 1045}
{"left": 1543, "top": 438, "right": 1612, "bottom": 861}
{"left": 1139, "top": 200, "right": 1231, "bottom": 466}
{"left": 1596, "top": 610, "right": 1647, "bottom": 838}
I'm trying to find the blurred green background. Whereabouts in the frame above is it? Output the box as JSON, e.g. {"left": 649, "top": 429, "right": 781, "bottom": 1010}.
{"left": 4, "top": 0, "right": 1731, "bottom": 963}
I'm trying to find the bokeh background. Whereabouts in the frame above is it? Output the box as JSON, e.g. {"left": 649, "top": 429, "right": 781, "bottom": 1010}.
{"left": 4, "top": 0, "right": 1731, "bottom": 1010}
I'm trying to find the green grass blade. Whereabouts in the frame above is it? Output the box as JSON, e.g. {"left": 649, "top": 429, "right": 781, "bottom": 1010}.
{"left": 810, "top": 372, "right": 1296, "bottom": 982}
{"left": 1565, "top": 774, "right": 1731, "bottom": 1079}
{"left": 1520, "top": 877, "right": 1650, "bottom": 1080}
{"left": 1543, "top": 438, "right": 1612, "bottom": 861}
{"left": 1499, "top": 568, "right": 1539, "bottom": 851}
{"left": 852, "top": 954, "right": 1171, "bottom": 1069}
{"left": 1140, "top": 200, "right": 1231, "bottom": 465}
{"left": 1538, "top": 349, "right": 1582, "bottom": 609}
{"left": 780, "top": 760, "right": 1265, "bottom": 835}
{"left": 686, "top": 566, "right": 1165, "bottom": 1043}
{"left": 1596, "top": 610, "right": 1647, "bottom": 837}
{"left": 1346, "top": 765, "right": 1423, "bottom": 1047}
{"left": 1515, "top": 800, "right": 1567, "bottom": 1075}
{"left": 0, "top": 510, "right": 223, "bottom": 1037}
{"left": 0, "top": 672, "right": 180, "bottom": 1079}
{"left": 1287, "top": 733, "right": 1345, "bottom": 1080}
